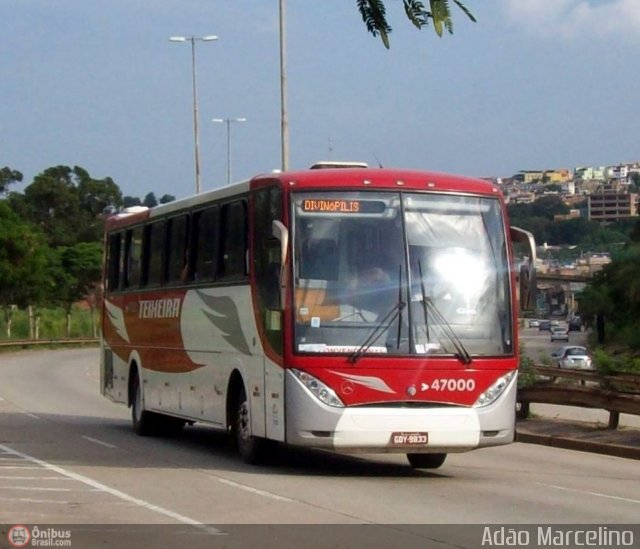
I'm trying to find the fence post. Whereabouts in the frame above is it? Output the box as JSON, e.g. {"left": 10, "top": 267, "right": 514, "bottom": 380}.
{"left": 608, "top": 411, "right": 620, "bottom": 430}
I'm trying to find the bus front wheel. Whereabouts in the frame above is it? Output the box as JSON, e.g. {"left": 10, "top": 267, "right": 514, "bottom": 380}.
{"left": 406, "top": 453, "right": 447, "bottom": 469}
{"left": 233, "top": 384, "right": 267, "bottom": 464}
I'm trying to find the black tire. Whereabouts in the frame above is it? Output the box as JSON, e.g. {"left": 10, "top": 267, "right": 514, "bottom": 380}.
{"left": 406, "top": 453, "right": 447, "bottom": 469}
{"left": 516, "top": 401, "right": 530, "bottom": 419}
{"left": 233, "top": 384, "right": 267, "bottom": 464}
{"left": 131, "top": 372, "right": 158, "bottom": 436}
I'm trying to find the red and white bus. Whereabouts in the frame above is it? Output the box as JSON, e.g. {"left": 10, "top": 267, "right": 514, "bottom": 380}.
{"left": 100, "top": 165, "right": 535, "bottom": 468}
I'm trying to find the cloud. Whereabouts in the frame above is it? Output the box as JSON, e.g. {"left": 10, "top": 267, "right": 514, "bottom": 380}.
{"left": 500, "top": 0, "right": 640, "bottom": 41}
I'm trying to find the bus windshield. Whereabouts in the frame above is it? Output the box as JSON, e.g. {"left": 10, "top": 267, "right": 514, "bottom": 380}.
{"left": 292, "top": 191, "right": 512, "bottom": 358}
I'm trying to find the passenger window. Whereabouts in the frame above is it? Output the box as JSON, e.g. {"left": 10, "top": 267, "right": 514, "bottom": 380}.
{"left": 106, "top": 232, "right": 122, "bottom": 291}
{"left": 219, "top": 201, "right": 247, "bottom": 280}
{"left": 144, "top": 221, "right": 166, "bottom": 287}
{"left": 124, "top": 227, "right": 143, "bottom": 288}
{"left": 192, "top": 206, "right": 219, "bottom": 281}
{"left": 166, "top": 215, "right": 189, "bottom": 284}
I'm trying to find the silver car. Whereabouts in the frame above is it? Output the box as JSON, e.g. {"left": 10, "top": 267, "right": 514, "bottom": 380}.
{"left": 551, "top": 345, "right": 593, "bottom": 370}
{"left": 550, "top": 326, "right": 569, "bottom": 342}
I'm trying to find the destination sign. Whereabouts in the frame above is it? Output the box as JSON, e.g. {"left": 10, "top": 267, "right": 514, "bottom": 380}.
{"left": 301, "top": 199, "right": 386, "bottom": 214}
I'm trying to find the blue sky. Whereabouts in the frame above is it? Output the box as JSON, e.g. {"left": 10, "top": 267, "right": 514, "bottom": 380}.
{"left": 2, "top": 0, "right": 639, "bottom": 199}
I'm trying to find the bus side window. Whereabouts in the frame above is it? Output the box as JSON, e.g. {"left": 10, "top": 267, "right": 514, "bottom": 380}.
{"left": 143, "top": 221, "right": 166, "bottom": 287}
{"left": 166, "top": 214, "right": 189, "bottom": 285}
{"left": 124, "top": 226, "right": 143, "bottom": 288}
{"left": 219, "top": 200, "right": 248, "bottom": 280}
{"left": 192, "top": 206, "right": 219, "bottom": 282}
{"left": 106, "top": 232, "right": 122, "bottom": 291}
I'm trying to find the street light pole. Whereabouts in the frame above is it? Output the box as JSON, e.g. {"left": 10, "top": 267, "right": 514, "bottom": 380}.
{"left": 279, "top": 0, "right": 289, "bottom": 171}
{"left": 169, "top": 35, "right": 218, "bottom": 194}
{"left": 212, "top": 118, "right": 247, "bottom": 185}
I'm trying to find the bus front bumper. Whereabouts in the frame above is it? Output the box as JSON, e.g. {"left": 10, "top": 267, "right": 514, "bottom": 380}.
{"left": 284, "top": 371, "right": 516, "bottom": 454}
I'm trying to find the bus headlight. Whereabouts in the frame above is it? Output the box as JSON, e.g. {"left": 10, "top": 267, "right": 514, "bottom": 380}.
{"left": 292, "top": 369, "right": 345, "bottom": 408}
{"left": 473, "top": 371, "right": 516, "bottom": 408}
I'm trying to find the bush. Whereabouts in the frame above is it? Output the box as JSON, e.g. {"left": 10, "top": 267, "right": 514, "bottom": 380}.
{"left": 0, "top": 305, "right": 98, "bottom": 340}
{"left": 593, "top": 349, "right": 640, "bottom": 376}
{"left": 518, "top": 344, "right": 537, "bottom": 388}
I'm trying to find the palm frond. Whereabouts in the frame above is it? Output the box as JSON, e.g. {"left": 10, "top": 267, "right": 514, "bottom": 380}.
{"left": 357, "top": 0, "right": 392, "bottom": 48}
{"left": 452, "top": 0, "right": 477, "bottom": 23}
{"left": 359, "top": 0, "right": 476, "bottom": 47}
{"left": 430, "top": 0, "right": 452, "bottom": 37}
{"left": 403, "top": 0, "right": 429, "bottom": 29}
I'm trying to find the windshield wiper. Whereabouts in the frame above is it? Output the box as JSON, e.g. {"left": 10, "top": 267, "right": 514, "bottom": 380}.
{"left": 348, "top": 265, "right": 405, "bottom": 364}
{"left": 348, "top": 301, "right": 406, "bottom": 363}
{"left": 417, "top": 261, "right": 472, "bottom": 365}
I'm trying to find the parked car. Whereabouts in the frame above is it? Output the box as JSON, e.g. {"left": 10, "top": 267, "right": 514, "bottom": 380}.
{"left": 550, "top": 326, "right": 569, "bottom": 341}
{"left": 528, "top": 319, "right": 540, "bottom": 328}
{"left": 538, "top": 320, "right": 551, "bottom": 331}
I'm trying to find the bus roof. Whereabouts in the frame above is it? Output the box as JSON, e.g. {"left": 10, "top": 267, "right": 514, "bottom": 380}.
{"left": 252, "top": 167, "right": 501, "bottom": 196}
{"left": 104, "top": 167, "right": 502, "bottom": 230}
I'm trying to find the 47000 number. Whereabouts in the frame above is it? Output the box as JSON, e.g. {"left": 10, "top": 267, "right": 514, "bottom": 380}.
{"left": 428, "top": 378, "right": 476, "bottom": 392}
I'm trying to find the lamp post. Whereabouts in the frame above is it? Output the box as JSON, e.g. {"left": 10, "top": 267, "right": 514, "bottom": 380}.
{"left": 279, "top": 0, "right": 289, "bottom": 171}
{"left": 212, "top": 118, "right": 247, "bottom": 185}
{"left": 169, "top": 34, "right": 218, "bottom": 194}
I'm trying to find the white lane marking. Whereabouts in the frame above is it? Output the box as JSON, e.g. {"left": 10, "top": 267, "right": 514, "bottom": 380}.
{"left": 20, "top": 411, "right": 40, "bottom": 419}
{"left": 0, "top": 496, "right": 73, "bottom": 504}
{"left": 0, "top": 444, "right": 224, "bottom": 535}
{"left": 212, "top": 477, "right": 295, "bottom": 502}
{"left": 82, "top": 436, "right": 118, "bottom": 449}
{"left": 0, "top": 486, "right": 94, "bottom": 492}
{"left": 0, "top": 476, "right": 74, "bottom": 480}
{"left": 0, "top": 466, "right": 44, "bottom": 470}
{"left": 537, "top": 482, "right": 640, "bottom": 505}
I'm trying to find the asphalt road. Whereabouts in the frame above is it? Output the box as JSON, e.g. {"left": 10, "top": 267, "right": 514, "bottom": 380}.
{"left": 0, "top": 349, "right": 638, "bottom": 535}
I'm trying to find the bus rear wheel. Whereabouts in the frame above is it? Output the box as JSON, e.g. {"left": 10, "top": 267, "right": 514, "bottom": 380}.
{"left": 233, "top": 385, "right": 267, "bottom": 464}
{"left": 131, "top": 372, "right": 157, "bottom": 436}
{"left": 406, "top": 453, "right": 447, "bottom": 469}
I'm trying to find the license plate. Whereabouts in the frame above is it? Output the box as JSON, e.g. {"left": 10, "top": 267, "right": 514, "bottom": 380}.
{"left": 390, "top": 432, "right": 429, "bottom": 446}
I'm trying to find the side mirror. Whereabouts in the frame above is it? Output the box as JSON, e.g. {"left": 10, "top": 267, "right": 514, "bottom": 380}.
{"left": 510, "top": 226, "right": 537, "bottom": 311}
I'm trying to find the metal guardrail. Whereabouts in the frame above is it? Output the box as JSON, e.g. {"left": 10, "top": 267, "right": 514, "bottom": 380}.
{"left": 517, "top": 365, "right": 640, "bottom": 429}
{"left": 0, "top": 338, "right": 99, "bottom": 348}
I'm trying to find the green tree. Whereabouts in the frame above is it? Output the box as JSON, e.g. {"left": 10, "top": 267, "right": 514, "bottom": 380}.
{"left": 123, "top": 195, "right": 142, "bottom": 208}
{"left": 10, "top": 166, "right": 86, "bottom": 247}
{"left": 51, "top": 242, "right": 103, "bottom": 337}
{"left": 629, "top": 219, "right": 640, "bottom": 243}
{"left": 358, "top": 0, "right": 475, "bottom": 48}
{"left": 159, "top": 194, "right": 176, "bottom": 204}
{"left": 142, "top": 192, "right": 158, "bottom": 208}
{"left": 0, "top": 201, "right": 52, "bottom": 336}
{"left": 0, "top": 167, "right": 23, "bottom": 195}
{"left": 10, "top": 166, "right": 121, "bottom": 246}
{"left": 580, "top": 245, "right": 640, "bottom": 349}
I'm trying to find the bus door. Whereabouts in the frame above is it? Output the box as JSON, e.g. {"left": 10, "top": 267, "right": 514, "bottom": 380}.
{"left": 251, "top": 185, "right": 285, "bottom": 442}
